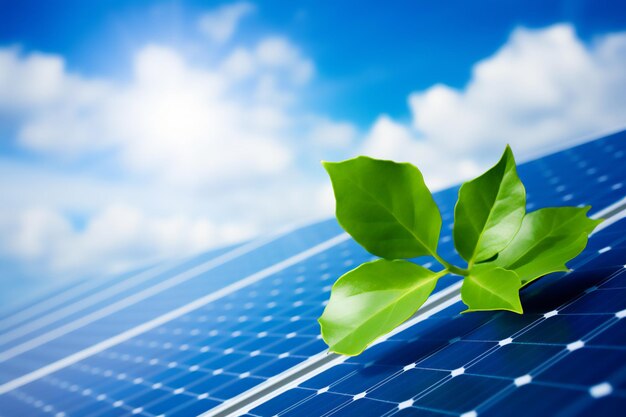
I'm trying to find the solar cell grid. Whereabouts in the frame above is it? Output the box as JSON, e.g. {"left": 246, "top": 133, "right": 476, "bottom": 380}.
{"left": 247, "top": 219, "right": 626, "bottom": 417}
{"left": 0, "top": 266, "right": 149, "bottom": 334}
{"left": 518, "top": 134, "right": 626, "bottom": 213}
{"left": 0, "top": 243, "right": 242, "bottom": 336}
{"left": 0, "top": 222, "right": 469, "bottom": 416}
{"left": 0, "top": 130, "right": 625, "bottom": 417}
{"left": 0, "top": 220, "right": 344, "bottom": 383}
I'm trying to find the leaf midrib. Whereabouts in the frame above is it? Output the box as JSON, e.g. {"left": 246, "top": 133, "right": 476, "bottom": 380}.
{"left": 342, "top": 174, "right": 433, "bottom": 253}
{"left": 499, "top": 211, "right": 585, "bottom": 267}
{"left": 468, "top": 271, "right": 517, "bottom": 309}
{"left": 471, "top": 163, "right": 516, "bottom": 262}
{"left": 330, "top": 273, "right": 441, "bottom": 349}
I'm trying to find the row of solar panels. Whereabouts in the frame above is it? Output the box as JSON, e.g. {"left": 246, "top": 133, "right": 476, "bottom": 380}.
{"left": 0, "top": 130, "right": 625, "bottom": 416}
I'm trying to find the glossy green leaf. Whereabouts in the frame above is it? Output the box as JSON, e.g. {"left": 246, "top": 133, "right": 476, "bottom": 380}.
{"left": 318, "top": 145, "right": 602, "bottom": 356}
{"left": 323, "top": 156, "right": 441, "bottom": 259}
{"left": 319, "top": 259, "right": 442, "bottom": 355}
{"left": 454, "top": 146, "right": 526, "bottom": 264}
{"left": 462, "top": 264, "right": 523, "bottom": 313}
{"left": 493, "top": 206, "right": 602, "bottom": 286}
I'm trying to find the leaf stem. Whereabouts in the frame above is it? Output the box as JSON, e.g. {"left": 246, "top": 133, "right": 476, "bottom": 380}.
{"left": 432, "top": 253, "right": 468, "bottom": 276}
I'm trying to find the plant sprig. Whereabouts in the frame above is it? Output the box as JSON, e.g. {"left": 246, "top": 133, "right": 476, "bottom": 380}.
{"left": 319, "top": 147, "right": 602, "bottom": 356}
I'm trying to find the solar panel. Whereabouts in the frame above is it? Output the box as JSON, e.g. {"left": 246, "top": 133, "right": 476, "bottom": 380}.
{"left": 0, "top": 220, "right": 344, "bottom": 383}
{"left": 0, "top": 244, "right": 241, "bottom": 353}
{"left": 0, "top": 130, "right": 625, "bottom": 417}
{"left": 245, "top": 218, "right": 626, "bottom": 417}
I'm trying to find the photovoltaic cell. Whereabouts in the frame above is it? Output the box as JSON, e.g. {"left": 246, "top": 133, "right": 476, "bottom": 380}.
{"left": 0, "top": 130, "right": 625, "bottom": 417}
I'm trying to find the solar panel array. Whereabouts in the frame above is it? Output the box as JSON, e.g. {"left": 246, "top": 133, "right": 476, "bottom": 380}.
{"left": 0, "top": 244, "right": 238, "bottom": 360}
{"left": 0, "top": 130, "right": 625, "bottom": 417}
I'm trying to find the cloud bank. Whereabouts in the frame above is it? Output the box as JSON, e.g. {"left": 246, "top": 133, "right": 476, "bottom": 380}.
{"left": 2, "top": 41, "right": 314, "bottom": 186}
{"left": 0, "top": 5, "right": 337, "bottom": 283}
{"left": 362, "top": 24, "right": 626, "bottom": 187}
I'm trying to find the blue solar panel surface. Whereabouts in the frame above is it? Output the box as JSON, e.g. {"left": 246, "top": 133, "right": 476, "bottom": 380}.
{"left": 0, "top": 244, "right": 240, "bottom": 353}
{"left": 247, "top": 219, "right": 626, "bottom": 417}
{"left": 0, "top": 130, "right": 625, "bottom": 417}
{"left": 0, "top": 220, "right": 343, "bottom": 383}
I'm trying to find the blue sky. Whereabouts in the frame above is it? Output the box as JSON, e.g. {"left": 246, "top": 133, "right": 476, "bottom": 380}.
{"left": 1, "top": 0, "right": 626, "bottom": 306}
{"left": 3, "top": 0, "right": 626, "bottom": 123}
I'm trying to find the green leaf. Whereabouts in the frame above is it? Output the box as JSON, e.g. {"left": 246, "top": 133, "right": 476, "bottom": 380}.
{"left": 319, "top": 259, "right": 442, "bottom": 355}
{"left": 462, "top": 264, "right": 523, "bottom": 313}
{"left": 323, "top": 156, "right": 441, "bottom": 259}
{"left": 492, "top": 206, "right": 602, "bottom": 286}
{"left": 454, "top": 146, "right": 526, "bottom": 264}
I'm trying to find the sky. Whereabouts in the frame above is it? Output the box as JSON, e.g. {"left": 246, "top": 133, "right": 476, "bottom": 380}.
{"left": 1, "top": 0, "right": 626, "bottom": 307}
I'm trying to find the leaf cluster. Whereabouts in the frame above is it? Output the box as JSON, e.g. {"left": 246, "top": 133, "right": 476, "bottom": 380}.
{"left": 319, "top": 147, "right": 602, "bottom": 355}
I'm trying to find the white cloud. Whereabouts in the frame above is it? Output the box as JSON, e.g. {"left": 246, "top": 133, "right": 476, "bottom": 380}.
{"left": 221, "top": 37, "right": 314, "bottom": 87}
{"left": 362, "top": 24, "right": 626, "bottom": 189}
{"left": 198, "top": 1, "right": 255, "bottom": 44}
{"left": 0, "top": 48, "right": 65, "bottom": 111}
{"left": 0, "top": 47, "right": 110, "bottom": 121}
{"left": 0, "top": 204, "right": 254, "bottom": 278}
{"left": 0, "top": 31, "right": 345, "bottom": 282}
{"left": 255, "top": 37, "right": 314, "bottom": 84}
{"left": 308, "top": 117, "right": 358, "bottom": 149}
{"left": 361, "top": 115, "right": 481, "bottom": 189}
{"left": 412, "top": 25, "right": 626, "bottom": 154}
{"left": 2, "top": 208, "right": 71, "bottom": 261}
{"left": 4, "top": 41, "right": 313, "bottom": 187}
